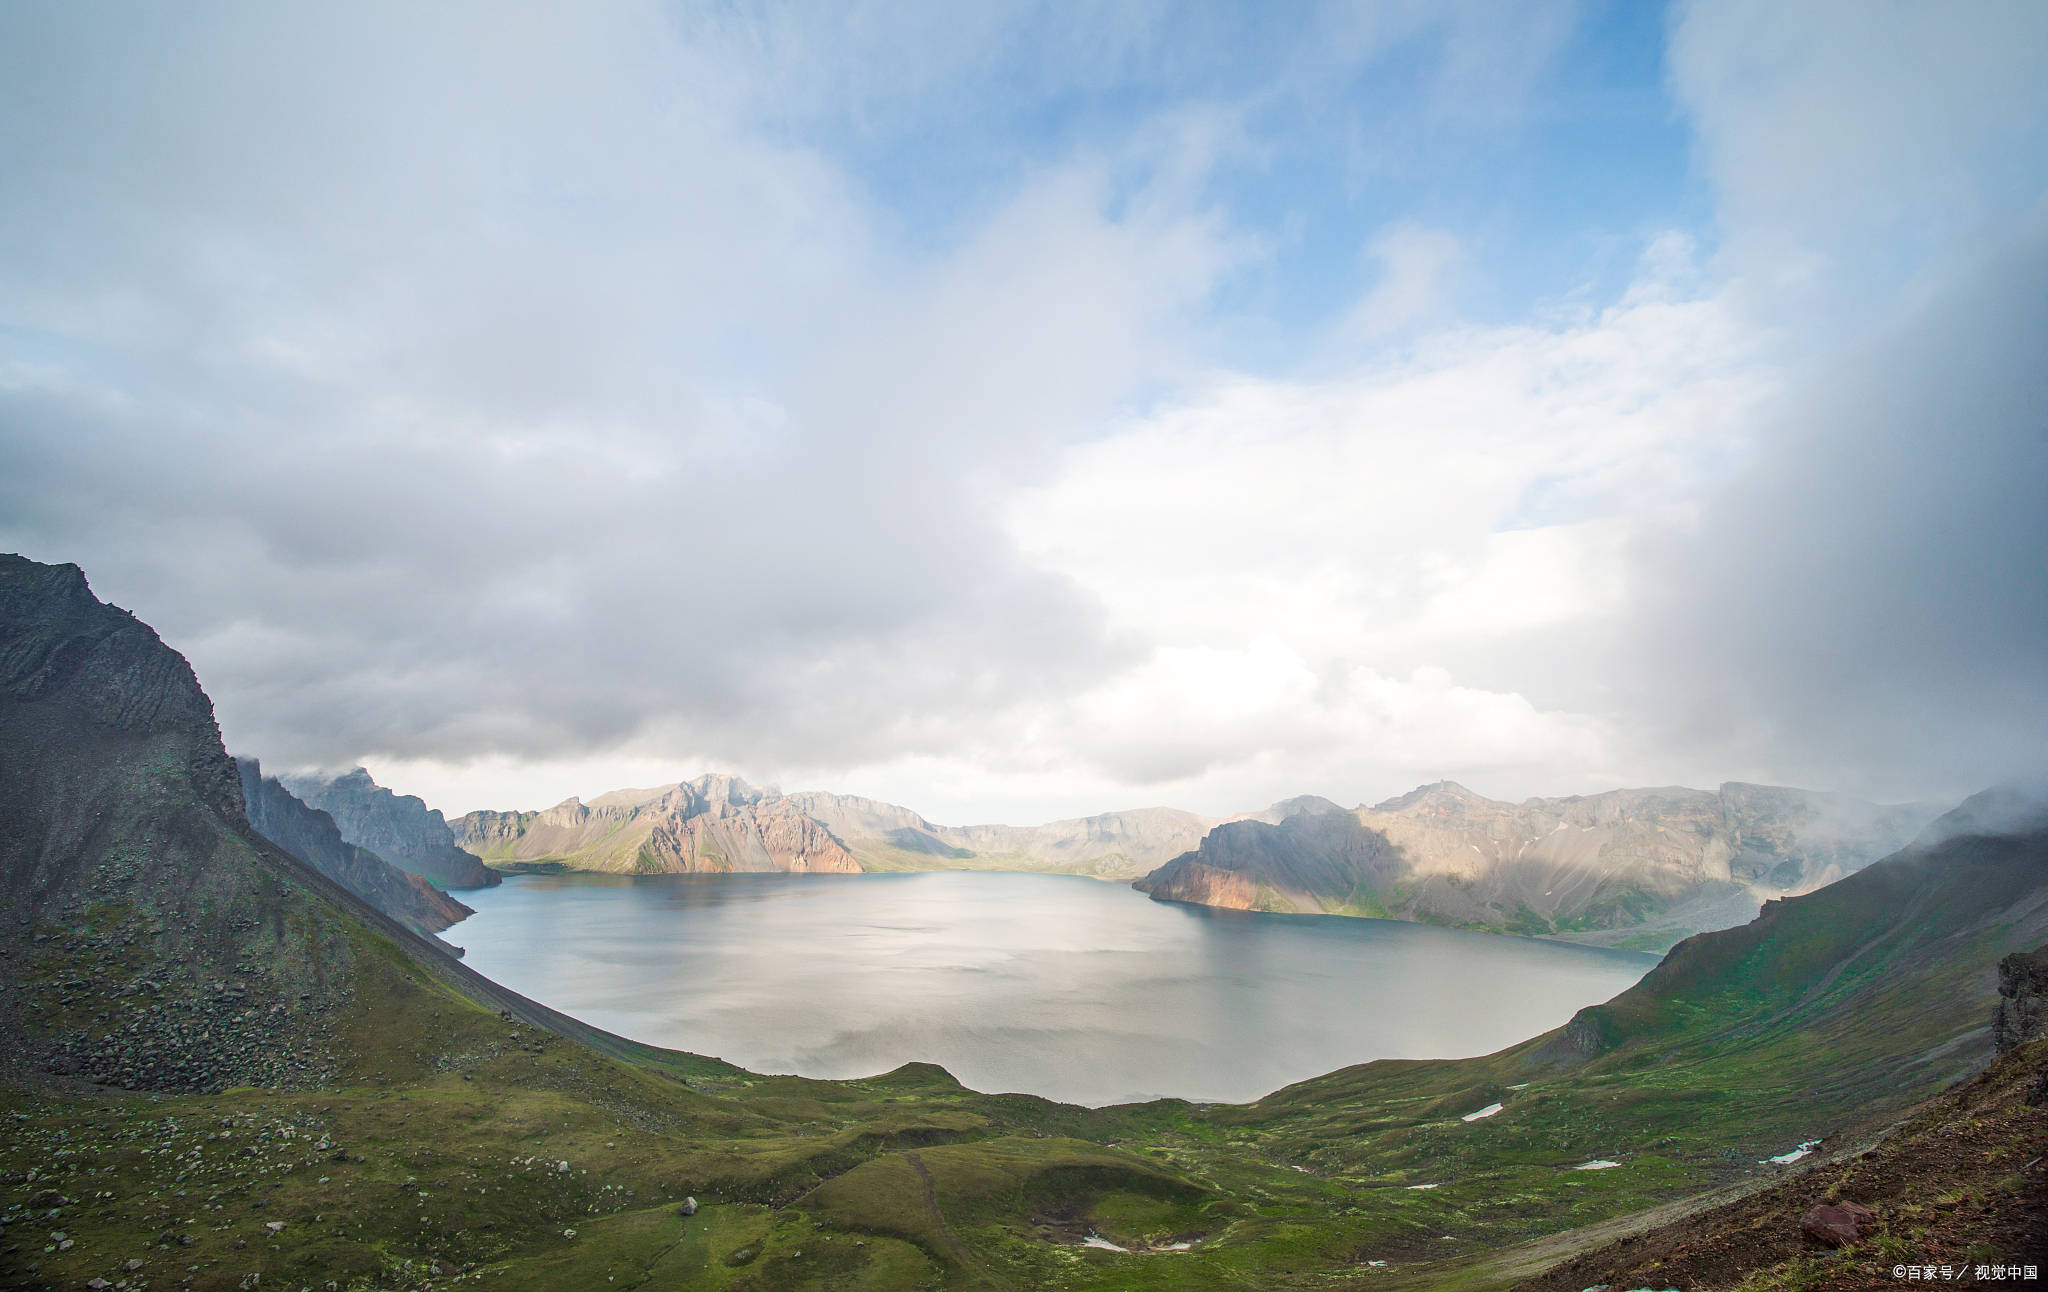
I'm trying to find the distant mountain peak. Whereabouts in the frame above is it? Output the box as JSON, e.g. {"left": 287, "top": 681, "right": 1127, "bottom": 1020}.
{"left": 1263, "top": 794, "right": 1349, "bottom": 820}
{"left": 1371, "top": 780, "right": 1493, "bottom": 812}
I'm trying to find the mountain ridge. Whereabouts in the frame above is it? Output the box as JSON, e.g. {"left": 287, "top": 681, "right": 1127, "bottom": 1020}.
{"left": 1138, "top": 778, "right": 1940, "bottom": 950}
{"left": 238, "top": 757, "right": 473, "bottom": 939}
{"left": 451, "top": 778, "right": 1218, "bottom": 880}
{"left": 284, "top": 766, "right": 500, "bottom": 889}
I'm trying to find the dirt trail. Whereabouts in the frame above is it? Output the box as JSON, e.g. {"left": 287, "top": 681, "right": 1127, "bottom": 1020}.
{"left": 905, "top": 1151, "right": 976, "bottom": 1268}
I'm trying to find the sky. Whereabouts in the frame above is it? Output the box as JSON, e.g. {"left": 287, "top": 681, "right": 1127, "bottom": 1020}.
{"left": 3, "top": 1, "right": 2045, "bottom": 824}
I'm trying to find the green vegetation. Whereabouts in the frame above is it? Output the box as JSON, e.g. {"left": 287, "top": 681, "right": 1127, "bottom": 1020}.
{"left": 8, "top": 824, "right": 2040, "bottom": 1292}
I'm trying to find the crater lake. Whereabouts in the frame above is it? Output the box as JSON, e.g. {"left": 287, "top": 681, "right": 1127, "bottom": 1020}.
{"left": 456, "top": 870, "right": 1660, "bottom": 1106}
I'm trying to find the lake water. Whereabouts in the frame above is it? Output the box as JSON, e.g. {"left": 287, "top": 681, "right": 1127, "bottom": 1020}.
{"left": 456, "top": 871, "right": 1658, "bottom": 1107}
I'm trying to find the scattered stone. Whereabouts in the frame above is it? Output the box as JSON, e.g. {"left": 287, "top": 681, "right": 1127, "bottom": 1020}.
{"left": 678, "top": 1197, "right": 698, "bottom": 1217}
{"left": 562, "top": 1228, "right": 577, "bottom": 1239}
{"left": 1800, "top": 1200, "right": 1875, "bottom": 1247}
{"left": 265, "top": 1220, "right": 285, "bottom": 1232}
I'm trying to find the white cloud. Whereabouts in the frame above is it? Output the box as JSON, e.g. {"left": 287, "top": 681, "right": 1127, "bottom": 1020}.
{"left": 1668, "top": 0, "right": 2048, "bottom": 314}
{"left": 1334, "top": 223, "right": 1463, "bottom": 342}
{"left": 969, "top": 236, "right": 1767, "bottom": 810}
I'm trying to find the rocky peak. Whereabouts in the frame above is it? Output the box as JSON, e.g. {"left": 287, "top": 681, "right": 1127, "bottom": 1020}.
{"left": 1371, "top": 780, "right": 1493, "bottom": 815}
{"left": 1261, "top": 794, "right": 1349, "bottom": 822}
{"left": 0, "top": 553, "right": 243, "bottom": 821}
{"left": 0, "top": 554, "right": 366, "bottom": 1091}
{"left": 688, "top": 772, "right": 767, "bottom": 807}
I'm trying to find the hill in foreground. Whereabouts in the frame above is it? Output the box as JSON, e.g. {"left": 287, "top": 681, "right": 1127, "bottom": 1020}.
{"left": 1, "top": 552, "right": 2042, "bottom": 1290}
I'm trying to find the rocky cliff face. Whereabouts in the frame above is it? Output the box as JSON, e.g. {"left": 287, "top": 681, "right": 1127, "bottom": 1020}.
{"left": 1137, "top": 780, "right": 1938, "bottom": 948}
{"left": 1993, "top": 946, "right": 2048, "bottom": 1055}
{"left": 284, "top": 766, "right": 499, "bottom": 889}
{"left": 0, "top": 555, "right": 359, "bottom": 1091}
{"left": 239, "top": 758, "right": 472, "bottom": 937}
{"left": 453, "top": 774, "right": 862, "bottom": 874}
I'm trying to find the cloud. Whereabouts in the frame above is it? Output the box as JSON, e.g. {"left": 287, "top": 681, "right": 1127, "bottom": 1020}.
{"left": 997, "top": 236, "right": 1765, "bottom": 806}
{"left": 1613, "top": 0, "right": 2048, "bottom": 799}
{"left": 3, "top": 1, "right": 2042, "bottom": 825}
{"left": 0, "top": 2, "right": 1232, "bottom": 782}
{"left": 1668, "top": 0, "right": 2048, "bottom": 312}
{"left": 1623, "top": 214, "right": 2048, "bottom": 799}
{"left": 1334, "top": 223, "right": 1462, "bottom": 341}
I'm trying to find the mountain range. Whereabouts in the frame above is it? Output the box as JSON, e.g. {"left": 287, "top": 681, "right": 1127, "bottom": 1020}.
{"left": 432, "top": 773, "right": 1931, "bottom": 951}
{"left": 447, "top": 777, "right": 1217, "bottom": 881}
{"left": 1136, "top": 779, "right": 1936, "bottom": 951}
{"left": 1, "top": 552, "right": 2042, "bottom": 1286}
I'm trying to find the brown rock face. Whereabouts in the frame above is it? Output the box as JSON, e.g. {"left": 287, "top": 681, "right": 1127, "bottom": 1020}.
{"left": 453, "top": 775, "right": 859, "bottom": 874}
{"left": 1136, "top": 862, "right": 1260, "bottom": 911}
{"left": 1800, "top": 1200, "right": 1875, "bottom": 1247}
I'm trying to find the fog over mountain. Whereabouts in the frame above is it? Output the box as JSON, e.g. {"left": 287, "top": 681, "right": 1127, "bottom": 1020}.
{"left": 2, "top": 2, "right": 2043, "bottom": 822}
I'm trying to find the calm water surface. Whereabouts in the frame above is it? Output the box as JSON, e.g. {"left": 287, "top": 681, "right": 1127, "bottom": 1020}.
{"left": 456, "top": 871, "right": 1657, "bottom": 1107}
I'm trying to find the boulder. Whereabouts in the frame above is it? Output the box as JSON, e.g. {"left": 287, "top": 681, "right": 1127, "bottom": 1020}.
{"left": 1800, "top": 1200, "right": 1875, "bottom": 1247}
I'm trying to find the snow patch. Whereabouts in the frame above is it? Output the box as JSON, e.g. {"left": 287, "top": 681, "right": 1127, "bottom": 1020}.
{"left": 1460, "top": 1103, "right": 1504, "bottom": 1122}
{"left": 1575, "top": 1159, "right": 1621, "bottom": 1170}
{"left": 1764, "top": 1141, "right": 1820, "bottom": 1165}
{"left": 1082, "top": 1234, "right": 1193, "bottom": 1253}
{"left": 1407, "top": 1183, "right": 1440, "bottom": 1190}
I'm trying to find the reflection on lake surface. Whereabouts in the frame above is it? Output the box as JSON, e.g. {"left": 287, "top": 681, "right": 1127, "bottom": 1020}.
{"left": 456, "top": 871, "right": 1658, "bottom": 1107}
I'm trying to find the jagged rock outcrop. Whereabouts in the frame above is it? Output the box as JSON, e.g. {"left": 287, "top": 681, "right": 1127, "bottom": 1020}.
{"left": 1136, "top": 780, "right": 1938, "bottom": 948}
{"left": 284, "top": 766, "right": 499, "bottom": 889}
{"left": 1993, "top": 946, "right": 2048, "bottom": 1054}
{"left": 454, "top": 774, "right": 862, "bottom": 874}
{"left": 0, "top": 555, "right": 359, "bottom": 1091}
{"left": 238, "top": 758, "right": 472, "bottom": 937}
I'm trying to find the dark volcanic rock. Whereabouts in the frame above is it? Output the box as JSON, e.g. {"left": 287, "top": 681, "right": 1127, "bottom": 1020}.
{"left": 0, "top": 555, "right": 357, "bottom": 1092}
{"left": 239, "top": 759, "right": 472, "bottom": 936}
{"left": 1993, "top": 946, "right": 2048, "bottom": 1055}
{"left": 284, "top": 767, "right": 499, "bottom": 890}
